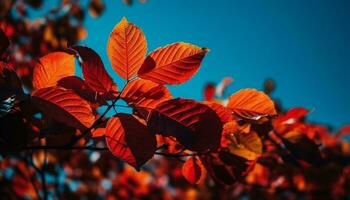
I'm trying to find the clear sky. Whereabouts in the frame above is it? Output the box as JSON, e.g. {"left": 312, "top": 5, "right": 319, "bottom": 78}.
{"left": 37, "top": 0, "right": 350, "bottom": 129}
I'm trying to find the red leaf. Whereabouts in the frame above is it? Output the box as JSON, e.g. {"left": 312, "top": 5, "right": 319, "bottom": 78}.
{"left": 107, "top": 17, "right": 147, "bottom": 80}
{"left": 227, "top": 89, "right": 277, "bottom": 120}
{"left": 105, "top": 113, "right": 156, "bottom": 170}
{"left": 203, "top": 101, "right": 233, "bottom": 123}
{"left": 147, "top": 98, "right": 222, "bottom": 151}
{"left": 274, "top": 107, "right": 309, "bottom": 126}
{"left": 138, "top": 42, "right": 209, "bottom": 85}
{"left": 58, "top": 76, "right": 115, "bottom": 104}
{"left": 31, "top": 86, "right": 95, "bottom": 130}
{"left": 72, "top": 46, "right": 118, "bottom": 94}
{"left": 182, "top": 157, "right": 206, "bottom": 184}
{"left": 200, "top": 150, "right": 255, "bottom": 186}
{"left": 32, "top": 52, "right": 75, "bottom": 89}
{"left": 203, "top": 82, "right": 215, "bottom": 101}
{"left": 121, "top": 79, "right": 172, "bottom": 110}
{"left": 280, "top": 131, "right": 324, "bottom": 166}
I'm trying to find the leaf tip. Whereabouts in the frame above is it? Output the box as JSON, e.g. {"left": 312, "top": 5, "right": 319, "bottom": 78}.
{"left": 202, "top": 47, "right": 210, "bottom": 53}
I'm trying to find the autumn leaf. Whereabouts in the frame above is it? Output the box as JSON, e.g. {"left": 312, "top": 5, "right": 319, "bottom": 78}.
{"left": 203, "top": 82, "right": 215, "bottom": 101}
{"left": 200, "top": 151, "right": 254, "bottom": 185}
{"left": 121, "top": 78, "right": 172, "bottom": 112}
{"left": 58, "top": 76, "right": 116, "bottom": 105}
{"left": 182, "top": 157, "right": 206, "bottom": 184}
{"left": 92, "top": 127, "right": 106, "bottom": 138}
{"left": 105, "top": 113, "right": 156, "bottom": 170}
{"left": 335, "top": 125, "right": 350, "bottom": 140}
{"left": 138, "top": 42, "right": 209, "bottom": 85}
{"left": 32, "top": 52, "right": 75, "bottom": 89}
{"left": 107, "top": 17, "right": 147, "bottom": 80}
{"left": 31, "top": 86, "right": 95, "bottom": 130}
{"left": 147, "top": 98, "right": 222, "bottom": 151}
{"left": 274, "top": 107, "right": 309, "bottom": 126}
{"left": 280, "top": 131, "right": 324, "bottom": 166}
{"left": 72, "top": 46, "right": 117, "bottom": 94}
{"left": 227, "top": 89, "right": 277, "bottom": 120}
{"left": 203, "top": 102, "right": 233, "bottom": 123}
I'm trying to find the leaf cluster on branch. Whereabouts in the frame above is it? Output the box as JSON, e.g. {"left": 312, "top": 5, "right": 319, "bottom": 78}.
{"left": 1, "top": 13, "right": 350, "bottom": 200}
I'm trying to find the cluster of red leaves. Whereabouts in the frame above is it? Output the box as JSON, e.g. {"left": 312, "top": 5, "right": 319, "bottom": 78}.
{"left": 1, "top": 10, "right": 350, "bottom": 200}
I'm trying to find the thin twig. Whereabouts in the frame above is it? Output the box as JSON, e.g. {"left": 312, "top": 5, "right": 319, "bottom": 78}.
{"left": 64, "top": 81, "right": 130, "bottom": 147}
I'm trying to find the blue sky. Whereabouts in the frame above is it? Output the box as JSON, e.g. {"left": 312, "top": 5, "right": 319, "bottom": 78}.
{"left": 38, "top": 0, "right": 350, "bottom": 129}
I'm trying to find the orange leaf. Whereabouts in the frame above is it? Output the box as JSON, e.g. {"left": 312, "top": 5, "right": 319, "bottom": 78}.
{"left": 227, "top": 89, "right": 276, "bottom": 120}
{"left": 182, "top": 157, "right": 206, "bottom": 184}
{"left": 32, "top": 52, "right": 75, "bottom": 89}
{"left": 31, "top": 86, "right": 95, "bottom": 130}
{"left": 121, "top": 79, "right": 172, "bottom": 110}
{"left": 107, "top": 17, "right": 147, "bottom": 80}
{"left": 147, "top": 98, "right": 222, "bottom": 151}
{"left": 91, "top": 128, "right": 105, "bottom": 138}
{"left": 105, "top": 113, "right": 156, "bottom": 170}
{"left": 138, "top": 42, "right": 208, "bottom": 85}
{"left": 72, "top": 46, "right": 118, "bottom": 93}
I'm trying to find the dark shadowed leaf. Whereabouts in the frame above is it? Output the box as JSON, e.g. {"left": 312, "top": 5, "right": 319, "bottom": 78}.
{"left": 203, "top": 101, "right": 233, "bottom": 123}
{"left": 281, "top": 131, "right": 324, "bottom": 166}
{"left": 147, "top": 98, "right": 222, "bottom": 152}
{"left": 105, "top": 113, "right": 156, "bottom": 170}
{"left": 72, "top": 46, "right": 118, "bottom": 94}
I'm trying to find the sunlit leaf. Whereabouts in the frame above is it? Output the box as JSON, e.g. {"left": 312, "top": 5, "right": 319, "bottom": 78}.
{"left": 138, "top": 42, "right": 208, "bottom": 85}
{"left": 107, "top": 17, "right": 147, "bottom": 80}
{"left": 105, "top": 113, "right": 156, "bottom": 170}
{"left": 121, "top": 78, "right": 172, "bottom": 111}
{"left": 31, "top": 86, "right": 95, "bottom": 130}
{"left": 227, "top": 89, "right": 277, "bottom": 120}
{"left": 182, "top": 157, "right": 206, "bottom": 184}
{"left": 147, "top": 98, "right": 222, "bottom": 151}
{"left": 32, "top": 52, "right": 75, "bottom": 89}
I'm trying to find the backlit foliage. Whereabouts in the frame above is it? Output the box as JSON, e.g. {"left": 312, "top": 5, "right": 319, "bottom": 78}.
{"left": 1, "top": 5, "right": 350, "bottom": 200}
